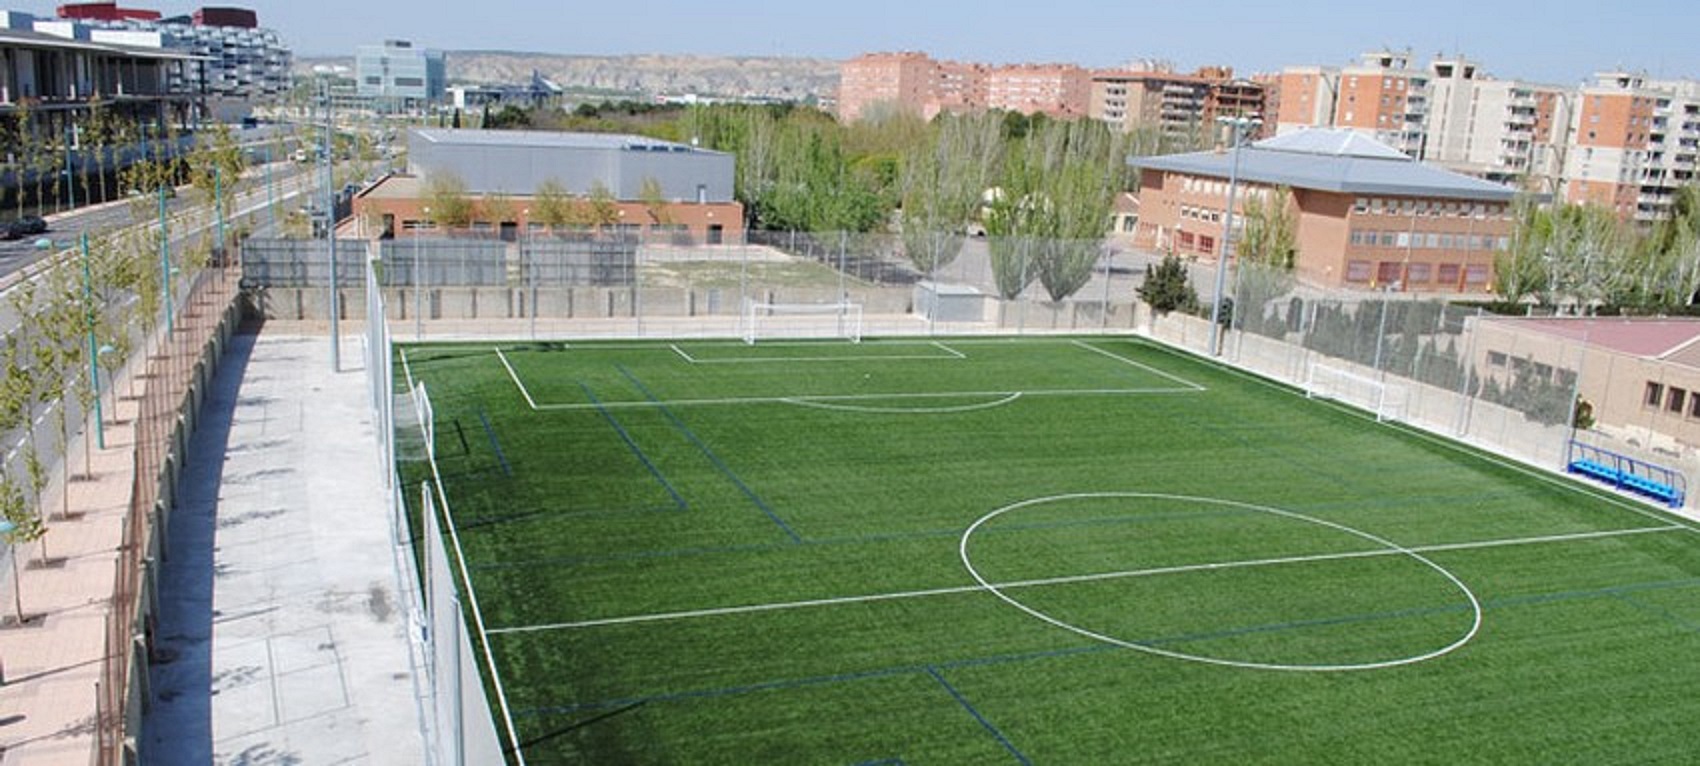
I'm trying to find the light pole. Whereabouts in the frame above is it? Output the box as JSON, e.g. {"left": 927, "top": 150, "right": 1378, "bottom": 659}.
{"left": 1208, "top": 115, "right": 1261, "bottom": 356}
{"left": 417, "top": 206, "right": 429, "bottom": 340}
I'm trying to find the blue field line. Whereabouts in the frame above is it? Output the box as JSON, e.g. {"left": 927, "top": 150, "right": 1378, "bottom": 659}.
{"left": 617, "top": 364, "right": 802, "bottom": 543}
{"left": 476, "top": 407, "right": 514, "bottom": 477}
{"left": 926, "top": 667, "right": 1032, "bottom": 765}
{"left": 512, "top": 643, "right": 1117, "bottom": 719}
{"left": 580, "top": 382, "right": 689, "bottom": 512}
{"left": 460, "top": 505, "right": 1261, "bottom": 572}
{"left": 1607, "top": 591, "right": 1700, "bottom": 634}
{"left": 507, "top": 576, "right": 1700, "bottom": 722}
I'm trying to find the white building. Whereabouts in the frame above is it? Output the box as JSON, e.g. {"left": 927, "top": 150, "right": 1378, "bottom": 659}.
{"left": 1424, "top": 56, "right": 1572, "bottom": 191}
{"left": 355, "top": 39, "right": 445, "bottom": 110}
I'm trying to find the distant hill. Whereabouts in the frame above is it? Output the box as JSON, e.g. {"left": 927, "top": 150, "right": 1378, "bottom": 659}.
{"left": 295, "top": 51, "right": 840, "bottom": 102}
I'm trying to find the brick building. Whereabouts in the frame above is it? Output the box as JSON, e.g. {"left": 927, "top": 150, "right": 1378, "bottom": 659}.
{"left": 1275, "top": 51, "right": 1429, "bottom": 159}
{"left": 1088, "top": 66, "right": 1265, "bottom": 144}
{"left": 1129, "top": 128, "right": 1519, "bottom": 293}
{"left": 354, "top": 129, "right": 745, "bottom": 244}
{"left": 1562, "top": 72, "right": 1700, "bottom": 222}
{"left": 836, "top": 52, "right": 1089, "bottom": 123}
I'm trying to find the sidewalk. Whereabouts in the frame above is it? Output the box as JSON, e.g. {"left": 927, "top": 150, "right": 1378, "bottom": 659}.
{"left": 0, "top": 369, "right": 139, "bottom": 763}
{"left": 142, "top": 328, "right": 424, "bottom": 764}
{"left": 0, "top": 325, "right": 426, "bottom": 764}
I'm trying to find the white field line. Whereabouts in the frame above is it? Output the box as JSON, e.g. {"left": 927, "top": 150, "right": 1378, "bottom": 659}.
{"left": 781, "top": 392, "right": 1022, "bottom": 415}
{"left": 416, "top": 378, "right": 529, "bottom": 763}
{"left": 486, "top": 524, "right": 1683, "bottom": 635}
{"left": 492, "top": 347, "right": 540, "bottom": 410}
{"left": 525, "top": 387, "right": 1202, "bottom": 412}
{"left": 670, "top": 343, "right": 696, "bottom": 363}
{"left": 1144, "top": 341, "right": 1700, "bottom": 532}
{"left": 932, "top": 342, "right": 967, "bottom": 359}
{"left": 1071, "top": 339, "right": 1207, "bottom": 391}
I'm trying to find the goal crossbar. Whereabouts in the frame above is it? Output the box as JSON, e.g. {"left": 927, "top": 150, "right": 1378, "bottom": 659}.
{"left": 1304, "top": 361, "right": 1407, "bottom": 423}
{"left": 741, "top": 300, "right": 863, "bottom": 345}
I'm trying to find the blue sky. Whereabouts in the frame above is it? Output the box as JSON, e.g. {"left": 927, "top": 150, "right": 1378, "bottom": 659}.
{"left": 25, "top": 0, "right": 1700, "bottom": 86}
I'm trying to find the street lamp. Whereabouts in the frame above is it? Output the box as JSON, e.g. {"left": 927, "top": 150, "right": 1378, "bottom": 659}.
{"left": 1208, "top": 115, "right": 1262, "bottom": 356}
{"left": 416, "top": 206, "right": 429, "bottom": 340}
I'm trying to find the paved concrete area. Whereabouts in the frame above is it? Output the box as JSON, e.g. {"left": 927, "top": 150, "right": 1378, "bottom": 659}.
{"left": 143, "top": 329, "right": 425, "bottom": 765}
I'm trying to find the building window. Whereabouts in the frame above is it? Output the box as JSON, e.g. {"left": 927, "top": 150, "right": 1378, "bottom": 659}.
{"left": 1488, "top": 351, "right": 1508, "bottom": 368}
{"left": 1377, "top": 261, "right": 1404, "bottom": 285}
{"left": 1690, "top": 394, "right": 1700, "bottom": 419}
{"left": 1354, "top": 198, "right": 1369, "bottom": 214}
{"left": 1646, "top": 382, "right": 1666, "bottom": 407}
{"left": 1346, "top": 260, "right": 1372, "bottom": 283}
{"left": 1407, "top": 262, "right": 1433, "bottom": 284}
{"left": 1379, "top": 231, "right": 1397, "bottom": 247}
{"left": 1669, "top": 387, "right": 1688, "bottom": 414}
{"left": 1199, "top": 235, "right": 1215, "bottom": 254}
{"left": 1464, "top": 265, "right": 1489, "bottom": 284}
{"left": 1438, "top": 263, "right": 1461, "bottom": 285}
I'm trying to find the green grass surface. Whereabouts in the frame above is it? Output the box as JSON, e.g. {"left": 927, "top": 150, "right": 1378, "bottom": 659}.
{"left": 396, "top": 336, "right": 1700, "bottom": 764}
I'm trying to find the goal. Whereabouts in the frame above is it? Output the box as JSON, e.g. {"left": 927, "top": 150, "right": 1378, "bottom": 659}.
{"left": 741, "top": 300, "right": 863, "bottom": 344}
{"left": 1304, "top": 361, "right": 1408, "bottom": 423}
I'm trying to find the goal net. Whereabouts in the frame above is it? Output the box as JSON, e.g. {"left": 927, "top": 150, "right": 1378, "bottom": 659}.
{"left": 741, "top": 300, "right": 863, "bottom": 345}
{"left": 394, "top": 381, "right": 436, "bottom": 462}
{"left": 1304, "top": 361, "right": 1408, "bottom": 423}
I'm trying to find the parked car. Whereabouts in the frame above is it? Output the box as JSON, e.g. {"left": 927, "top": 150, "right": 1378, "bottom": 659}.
{"left": 1, "top": 215, "right": 45, "bottom": 240}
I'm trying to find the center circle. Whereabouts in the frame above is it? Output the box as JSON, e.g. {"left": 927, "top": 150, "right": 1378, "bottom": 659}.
{"left": 958, "top": 492, "right": 1483, "bottom": 672}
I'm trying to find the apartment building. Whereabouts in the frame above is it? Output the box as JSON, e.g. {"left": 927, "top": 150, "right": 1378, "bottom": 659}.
{"left": 1425, "top": 56, "right": 1572, "bottom": 191}
{"left": 836, "top": 51, "right": 939, "bottom": 122}
{"left": 1129, "top": 128, "right": 1518, "bottom": 293}
{"left": 49, "top": 4, "right": 290, "bottom": 100}
{"left": 1275, "top": 51, "right": 1429, "bottom": 158}
{"left": 1087, "top": 65, "right": 1265, "bottom": 145}
{"left": 984, "top": 63, "right": 1090, "bottom": 118}
{"left": 1563, "top": 71, "right": 1700, "bottom": 222}
{"left": 836, "top": 52, "right": 1089, "bottom": 123}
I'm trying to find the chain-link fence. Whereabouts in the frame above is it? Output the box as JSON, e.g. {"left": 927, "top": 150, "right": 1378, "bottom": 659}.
{"left": 262, "top": 227, "right": 1694, "bottom": 511}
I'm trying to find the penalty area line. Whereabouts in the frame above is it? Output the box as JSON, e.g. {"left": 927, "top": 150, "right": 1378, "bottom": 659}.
{"left": 486, "top": 524, "right": 1683, "bottom": 635}
{"left": 494, "top": 346, "right": 541, "bottom": 410}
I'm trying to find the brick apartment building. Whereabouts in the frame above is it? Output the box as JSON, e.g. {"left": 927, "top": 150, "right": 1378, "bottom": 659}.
{"left": 1088, "top": 65, "right": 1266, "bottom": 143}
{"left": 1563, "top": 71, "right": 1700, "bottom": 222}
{"left": 836, "top": 52, "right": 1089, "bottom": 123}
{"left": 1130, "top": 128, "right": 1518, "bottom": 293}
{"left": 1275, "top": 51, "right": 1429, "bottom": 159}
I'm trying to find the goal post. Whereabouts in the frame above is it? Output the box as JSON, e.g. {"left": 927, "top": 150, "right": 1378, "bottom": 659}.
{"left": 740, "top": 299, "right": 863, "bottom": 345}
{"left": 1304, "top": 361, "right": 1408, "bottom": 423}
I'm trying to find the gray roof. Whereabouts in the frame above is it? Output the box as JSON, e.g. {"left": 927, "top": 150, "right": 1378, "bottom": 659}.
{"left": 1130, "top": 128, "right": 1520, "bottom": 202}
{"left": 412, "top": 128, "right": 728, "bottom": 157}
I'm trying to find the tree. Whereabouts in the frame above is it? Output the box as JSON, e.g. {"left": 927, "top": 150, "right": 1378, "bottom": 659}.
{"left": 586, "top": 181, "right": 620, "bottom": 230}
{"left": 984, "top": 119, "right": 1127, "bottom": 301}
{"left": 482, "top": 191, "right": 517, "bottom": 230}
{"left": 425, "top": 172, "right": 475, "bottom": 229}
{"left": 1138, "top": 254, "right": 1200, "bottom": 315}
{"left": 532, "top": 179, "right": 572, "bottom": 229}
{"left": 899, "top": 112, "right": 1003, "bottom": 276}
{"left": 639, "top": 176, "right": 671, "bottom": 225}
{"left": 1494, "top": 194, "right": 1550, "bottom": 307}
{"left": 1240, "top": 186, "right": 1298, "bottom": 269}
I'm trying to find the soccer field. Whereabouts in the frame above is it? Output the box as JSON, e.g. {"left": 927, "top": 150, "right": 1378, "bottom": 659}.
{"left": 396, "top": 335, "right": 1700, "bottom": 764}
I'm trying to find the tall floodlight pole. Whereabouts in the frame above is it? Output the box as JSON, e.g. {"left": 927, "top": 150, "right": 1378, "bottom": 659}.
{"left": 323, "top": 79, "right": 341, "bottom": 371}
{"left": 160, "top": 183, "right": 173, "bottom": 334}
{"left": 215, "top": 166, "right": 226, "bottom": 265}
{"left": 1208, "top": 115, "right": 1261, "bottom": 357}
{"left": 80, "top": 233, "right": 104, "bottom": 449}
